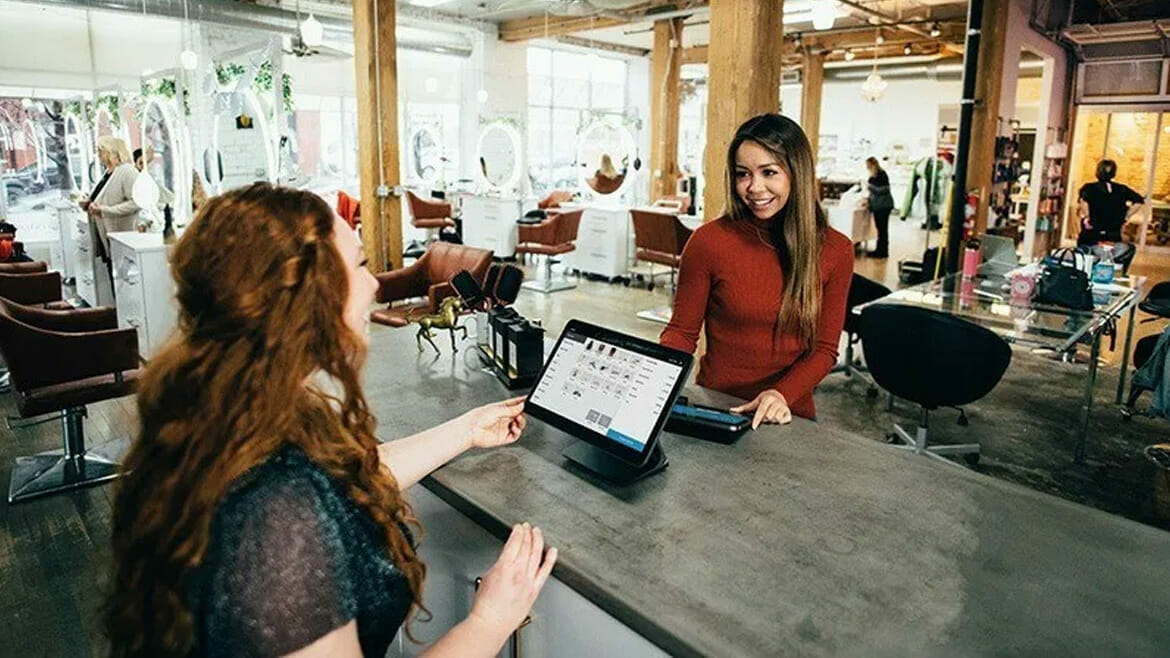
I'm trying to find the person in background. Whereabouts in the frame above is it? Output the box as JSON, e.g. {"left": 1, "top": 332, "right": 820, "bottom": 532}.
{"left": 661, "top": 113, "right": 853, "bottom": 427}
{"left": 105, "top": 183, "right": 555, "bottom": 658}
{"left": 588, "top": 154, "right": 625, "bottom": 195}
{"left": 1078, "top": 159, "right": 1145, "bottom": 246}
{"left": 865, "top": 157, "right": 895, "bottom": 259}
{"left": 133, "top": 148, "right": 144, "bottom": 172}
{"left": 88, "top": 136, "right": 139, "bottom": 261}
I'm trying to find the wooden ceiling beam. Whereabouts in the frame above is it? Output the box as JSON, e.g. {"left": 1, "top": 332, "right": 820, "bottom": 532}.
{"left": 499, "top": 15, "right": 629, "bottom": 42}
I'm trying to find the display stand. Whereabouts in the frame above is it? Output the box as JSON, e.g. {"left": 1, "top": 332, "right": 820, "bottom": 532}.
{"left": 563, "top": 441, "right": 667, "bottom": 485}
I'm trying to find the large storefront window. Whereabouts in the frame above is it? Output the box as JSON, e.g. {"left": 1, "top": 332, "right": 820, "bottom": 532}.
{"left": 290, "top": 94, "right": 359, "bottom": 195}
{"left": 1066, "top": 109, "right": 1169, "bottom": 249}
{"left": 527, "top": 47, "right": 628, "bottom": 195}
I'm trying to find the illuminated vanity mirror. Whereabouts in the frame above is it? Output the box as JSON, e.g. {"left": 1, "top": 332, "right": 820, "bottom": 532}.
{"left": 476, "top": 122, "right": 521, "bottom": 193}
{"left": 206, "top": 90, "right": 276, "bottom": 195}
{"left": 2, "top": 116, "right": 49, "bottom": 209}
{"left": 577, "top": 120, "right": 636, "bottom": 199}
{"left": 64, "top": 112, "right": 90, "bottom": 193}
{"left": 408, "top": 124, "right": 442, "bottom": 186}
{"left": 140, "top": 96, "right": 190, "bottom": 222}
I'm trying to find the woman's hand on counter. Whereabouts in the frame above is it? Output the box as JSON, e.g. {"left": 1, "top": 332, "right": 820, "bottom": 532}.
{"left": 461, "top": 396, "right": 527, "bottom": 449}
{"left": 731, "top": 390, "right": 792, "bottom": 429}
{"left": 469, "top": 523, "right": 557, "bottom": 640}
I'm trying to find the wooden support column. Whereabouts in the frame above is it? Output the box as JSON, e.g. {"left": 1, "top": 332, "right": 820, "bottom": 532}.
{"left": 966, "top": 0, "right": 1010, "bottom": 234}
{"left": 650, "top": 17, "right": 684, "bottom": 202}
{"left": 702, "top": 0, "right": 784, "bottom": 221}
{"left": 352, "top": 0, "right": 403, "bottom": 271}
{"left": 800, "top": 52, "right": 825, "bottom": 160}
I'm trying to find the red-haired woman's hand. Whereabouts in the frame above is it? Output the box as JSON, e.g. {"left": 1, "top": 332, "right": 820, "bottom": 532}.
{"left": 468, "top": 523, "right": 557, "bottom": 642}
{"left": 462, "top": 396, "right": 527, "bottom": 449}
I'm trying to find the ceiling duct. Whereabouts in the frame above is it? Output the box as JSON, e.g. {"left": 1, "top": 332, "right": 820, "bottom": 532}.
{"left": 7, "top": 0, "right": 473, "bottom": 57}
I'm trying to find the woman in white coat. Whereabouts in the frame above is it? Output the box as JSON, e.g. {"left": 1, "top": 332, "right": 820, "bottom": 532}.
{"left": 88, "top": 136, "right": 140, "bottom": 262}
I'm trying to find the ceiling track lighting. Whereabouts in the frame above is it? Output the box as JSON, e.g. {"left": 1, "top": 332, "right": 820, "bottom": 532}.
{"left": 929, "top": 22, "right": 941, "bottom": 38}
{"left": 844, "top": 48, "right": 855, "bottom": 61}
{"left": 903, "top": 44, "right": 913, "bottom": 55}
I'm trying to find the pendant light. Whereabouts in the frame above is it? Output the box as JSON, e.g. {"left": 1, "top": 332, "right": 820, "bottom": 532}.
{"left": 860, "top": 31, "right": 887, "bottom": 103}
{"left": 811, "top": 0, "right": 836, "bottom": 30}
{"left": 179, "top": 0, "right": 197, "bottom": 71}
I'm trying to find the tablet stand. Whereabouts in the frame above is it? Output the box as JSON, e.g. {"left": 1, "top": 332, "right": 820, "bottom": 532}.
{"left": 562, "top": 442, "right": 667, "bottom": 485}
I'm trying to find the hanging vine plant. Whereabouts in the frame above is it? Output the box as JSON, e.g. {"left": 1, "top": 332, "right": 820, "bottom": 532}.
{"left": 63, "top": 99, "right": 96, "bottom": 125}
{"left": 214, "top": 61, "right": 294, "bottom": 113}
{"left": 137, "top": 78, "right": 191, "bottom": 118}
{"left": 94, "top": 95, "right": 121, "bottom": 125}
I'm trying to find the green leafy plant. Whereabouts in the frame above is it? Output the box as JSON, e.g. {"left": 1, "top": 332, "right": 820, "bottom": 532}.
{"left": 214, "top": 61, "right": 295, "bottom": 112}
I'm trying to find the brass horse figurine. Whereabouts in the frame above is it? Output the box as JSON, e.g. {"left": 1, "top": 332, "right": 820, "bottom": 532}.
{"left": 407, "top": 296, "right": 468, "bottom": 353}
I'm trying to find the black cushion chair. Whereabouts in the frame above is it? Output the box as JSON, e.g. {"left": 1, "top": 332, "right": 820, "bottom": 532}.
{"left": 1139, "top": 281, "right": 1170, "bottom": 320}
{"left": 860, "top": 304, "right": 1012, "bottom": 465}
{"left": 830, "top": 274, "right": 891, "bottom": 396}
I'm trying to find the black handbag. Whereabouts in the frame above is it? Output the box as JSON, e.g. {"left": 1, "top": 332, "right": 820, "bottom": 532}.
{"left": 1037, "top": 248, "right": 1094, "bottom": 311}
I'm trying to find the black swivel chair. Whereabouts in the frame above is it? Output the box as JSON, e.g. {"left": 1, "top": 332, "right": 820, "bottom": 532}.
{"left": 860, "top": 304, "right": 1012, "bottom": 465}
{"left": 1123, "top": 281, "right": 1170, "bottom": 417}
{"left": 830, "top": 274, "right": 891, "bottom": 396}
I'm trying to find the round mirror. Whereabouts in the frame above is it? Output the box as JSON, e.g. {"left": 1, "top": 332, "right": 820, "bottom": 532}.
{"left": 577, "top": 120, "right": 636, "bottom": 198}
{"left": 140, "top": 96, "right": 190, "bottom": 222}
{"left": 208, "top": 90, "right": 276, "bottom": 194}
{"left": 409, "top": 124, "right": 442, "bottom": 185}
{"left": 64, "top": 113, "right": 89, "bottom": 193}
{"left": 476, "top": 122, "right": 521, "bottom": 192}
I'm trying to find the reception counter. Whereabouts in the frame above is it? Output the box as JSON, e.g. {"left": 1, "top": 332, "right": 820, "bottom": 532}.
{"left": 364, "top": 326, "right": 1170, "bottom": 657}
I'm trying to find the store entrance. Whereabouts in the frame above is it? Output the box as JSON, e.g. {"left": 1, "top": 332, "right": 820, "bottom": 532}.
{"left": 1066, "top": 108, "right": 1170, "bottom": 262}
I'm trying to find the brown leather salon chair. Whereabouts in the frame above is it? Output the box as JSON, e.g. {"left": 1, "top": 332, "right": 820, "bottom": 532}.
{"left": 516, "top": 209, "right": 582, "bottom": 294}
{"left": 0, "top": 263, "right": 72, "bottom": 310}
{"left": 631, "top": 209, "right": 693, "bottom": 323}
{"left": 371, "top": 242, "right": 494, "bottom": 328}
{"left": 0, "top": 297, "right": 140, "bottom": 503}
{"left": 406, "top": 191, "right": 456, "bottom": 242}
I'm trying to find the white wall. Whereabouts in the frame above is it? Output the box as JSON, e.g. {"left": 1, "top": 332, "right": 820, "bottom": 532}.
{"left": 784, "top": 76, "right": 963, "bottom": 171}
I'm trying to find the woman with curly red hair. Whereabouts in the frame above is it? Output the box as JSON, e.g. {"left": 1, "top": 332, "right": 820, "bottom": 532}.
{"left": 106, "top": 183, "right": 555, "bottom": 657}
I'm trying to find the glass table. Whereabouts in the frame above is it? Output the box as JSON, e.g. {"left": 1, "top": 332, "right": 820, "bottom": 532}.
{"left": 858, "top": 267, "right": 1145, "bottom": 463}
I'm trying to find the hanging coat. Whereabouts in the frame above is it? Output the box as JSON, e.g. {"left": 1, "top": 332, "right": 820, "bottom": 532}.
{"left": 900, "top": 157, "right": 950, "bottom": 219}
{"left": 1133, "top": 324, "right": 1170, "bottom": 419}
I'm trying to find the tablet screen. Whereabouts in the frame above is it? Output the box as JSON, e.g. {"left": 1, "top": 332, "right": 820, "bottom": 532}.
{"left": 527, "top": 320, "right": 691, "bottom": 463}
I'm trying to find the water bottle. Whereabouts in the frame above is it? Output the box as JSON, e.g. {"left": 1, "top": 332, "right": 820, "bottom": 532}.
{"left": 962, "top": 238, "right": 981, "bottom": 279}
{"left": 1092, "top": 247, "right": 1114, "bottom": 284}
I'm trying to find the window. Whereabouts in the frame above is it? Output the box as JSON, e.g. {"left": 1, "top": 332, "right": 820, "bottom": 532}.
{"left": 289, "top": 93, "right": 360, "bottom": 195}
{"left": 527, "top": 47, "right": 628, "bottom": 194}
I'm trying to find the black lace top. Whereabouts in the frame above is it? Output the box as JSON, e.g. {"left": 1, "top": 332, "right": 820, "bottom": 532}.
{"left": 191, "top": 446, "right": 412, "bottom": 657}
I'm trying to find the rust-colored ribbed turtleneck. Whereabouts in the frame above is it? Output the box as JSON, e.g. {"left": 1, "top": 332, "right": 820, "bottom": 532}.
{"left": 660, "top": 216, "right": 854, "bottom": 419}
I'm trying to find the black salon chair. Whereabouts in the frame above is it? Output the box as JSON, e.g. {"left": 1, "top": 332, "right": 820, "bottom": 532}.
{"left": 830, "top": 274, "right": 890, "bottom": 396}
{"left": 860, "top": 304, "right": 1012, "bottom": 465}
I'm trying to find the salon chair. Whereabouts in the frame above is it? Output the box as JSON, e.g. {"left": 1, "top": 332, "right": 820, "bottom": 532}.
{"left": 1122, "top": 281, "right": 1170, "bottom": 418}
{"left": 0, "top": 266, "right": 72, "bottom": 309}
{"left": 406, "top": 191, "right": 456, "bottom": 243}
{"left": 370, "top": 242, "right": 493, "bottom": 328}
{"left": 516, "top": 209, "right": 582, "bottom": 294}
{"left": 829, "top": 274, "right": 891, "bottom": 395}
{"left": 860, "top": 304, "right": 1011, "bottom": 466}
{"left": 0, "top": 297, "right": 140, "bottom": 503}
{"left": 630, "top": 209, "right": 693, "bottom": 323}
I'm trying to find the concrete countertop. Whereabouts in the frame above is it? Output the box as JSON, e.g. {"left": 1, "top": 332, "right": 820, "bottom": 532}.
{"left": 364, "top": 326, "right": 1170, "bottom": 658}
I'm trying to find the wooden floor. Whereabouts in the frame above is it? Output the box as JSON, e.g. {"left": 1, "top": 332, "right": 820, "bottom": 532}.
{"left": 1, "top": 221, "right": 1168, "bottom": 656}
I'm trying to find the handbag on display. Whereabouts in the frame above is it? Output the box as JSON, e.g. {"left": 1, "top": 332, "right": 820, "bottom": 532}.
{"left": 1036, "top": 248, "right": 1094, "bottom": 311}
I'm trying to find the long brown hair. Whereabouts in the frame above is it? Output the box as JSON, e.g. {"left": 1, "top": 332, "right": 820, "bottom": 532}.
{"left": 725, "top": 113, "right": 828, "bottom": 351}
{"left": 105, "top": 183, "right": 424, "bottom": 657}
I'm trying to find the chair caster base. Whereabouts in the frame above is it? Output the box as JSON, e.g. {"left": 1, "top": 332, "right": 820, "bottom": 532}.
{"left": 8, "top": 438, "right": 127, "bottom": 504}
